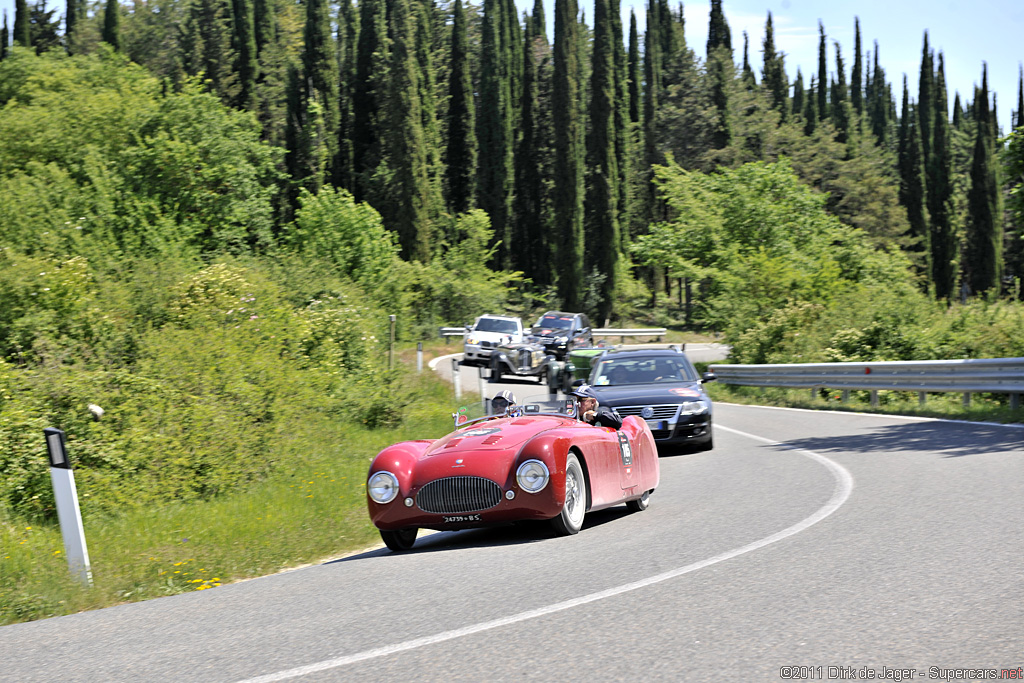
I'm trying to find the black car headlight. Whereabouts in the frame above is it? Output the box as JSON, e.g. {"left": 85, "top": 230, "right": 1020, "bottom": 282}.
{"left": 516, "top": 460, "right": 550, "bottom": 493}
{"left": 678, "top": 401, "right": 709, "bottom": 415}
{"left": 367, "top": 471, "right": 400, "bottom": 504}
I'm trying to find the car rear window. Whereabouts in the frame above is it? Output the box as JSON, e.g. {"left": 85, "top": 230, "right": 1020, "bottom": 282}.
{"left": 592, "top": 357, "right": 698, "bottom": 385}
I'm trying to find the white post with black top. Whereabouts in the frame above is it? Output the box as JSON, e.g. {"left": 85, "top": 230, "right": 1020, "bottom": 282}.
{"left": 44, "top": 428, "right": 93, "bottom": 586}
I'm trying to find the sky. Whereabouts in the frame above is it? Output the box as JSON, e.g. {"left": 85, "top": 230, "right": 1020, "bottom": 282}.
{"left": 521, "top": 0, "right": 1024, "bottom": 135}
{"left": 1, "top": 0, "right": 1021, "bottom": 133}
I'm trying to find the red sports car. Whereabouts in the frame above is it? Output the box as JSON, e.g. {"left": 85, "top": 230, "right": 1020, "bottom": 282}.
{"left": 366, "top": 396, "right": 660, "bottom": 551}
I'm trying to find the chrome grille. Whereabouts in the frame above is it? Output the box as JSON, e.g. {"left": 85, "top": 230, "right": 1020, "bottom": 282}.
{"left": 615, "top": 404, "right": 680, "bottom": 420}
{"left": 417, "top": 476, "right": 503, "bottom": 514}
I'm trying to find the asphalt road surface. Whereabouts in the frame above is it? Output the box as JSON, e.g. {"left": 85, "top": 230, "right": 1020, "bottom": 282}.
{"left": 2, "top": 405, "right": 1022, "bottom": 682}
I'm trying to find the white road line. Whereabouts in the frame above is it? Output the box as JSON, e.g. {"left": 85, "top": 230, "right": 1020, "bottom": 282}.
{"left": 237, "top": 425, "right": 854, "bottom": 683}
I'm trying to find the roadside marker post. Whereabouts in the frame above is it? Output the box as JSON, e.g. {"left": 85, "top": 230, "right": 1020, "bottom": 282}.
{"left": 43, "top": 428, "right": 93, "bottom": 586}
{"left": 452, "top": 359, "right": 462, "bottom": 402}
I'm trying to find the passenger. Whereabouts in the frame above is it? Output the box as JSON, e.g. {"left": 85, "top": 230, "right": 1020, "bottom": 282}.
{"left": 569, "top": 384, "right": 622, "bottom": 429}
{"left": 490, "top": 390, "right": 519, "bottom": 416}
{"left": 608, "top": 366, "right": 629, "bottom": 385}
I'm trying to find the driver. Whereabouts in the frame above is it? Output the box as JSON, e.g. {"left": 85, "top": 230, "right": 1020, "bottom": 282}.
{"left": 490, "top": 389, "right": 520, "bottom": 416}
{"left": 570, "top": 384, "right": 622, "bottom": 429}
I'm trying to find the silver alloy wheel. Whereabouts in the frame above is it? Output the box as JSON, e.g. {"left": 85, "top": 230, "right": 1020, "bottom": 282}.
{"left": 552, "top": 453, "right": 587, "bottom": 535}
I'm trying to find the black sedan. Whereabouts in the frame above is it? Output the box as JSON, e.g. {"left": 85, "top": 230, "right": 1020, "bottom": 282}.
{"left": 585, "top": 348, "right": 715, "bottom": 451}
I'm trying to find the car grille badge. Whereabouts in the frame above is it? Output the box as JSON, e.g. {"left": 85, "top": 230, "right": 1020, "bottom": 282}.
{"left": 641, "top": 406, "right": 654, "bottom": 419}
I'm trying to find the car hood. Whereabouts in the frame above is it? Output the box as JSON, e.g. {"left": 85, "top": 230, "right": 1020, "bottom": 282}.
{"left": 469, "top": 330, "right": 519, "bottom": 342}
{"left": 591, "top": 383, "right": 707, "bottom": 406}
{"left": 426, "top": 415, "right": 569, "bottom": 455}
{"left": 410, "top": 415, "right": 571, "bottom": 481}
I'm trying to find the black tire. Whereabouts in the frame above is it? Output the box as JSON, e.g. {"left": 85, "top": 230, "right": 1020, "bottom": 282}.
{"left": 626, "top": 489, "right": 652, "bottom": 512}
{"left": 489, "top": 357, "right": 502, "bottom": 383}
{"left": 380, "top": 528, "right": 418, "bottom": 552}
{"left": 551, "top": 453, "right": 587, "bottom": 535}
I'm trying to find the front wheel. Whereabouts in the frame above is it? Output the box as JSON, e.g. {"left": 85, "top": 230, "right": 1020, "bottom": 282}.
{"left": 489, "top": 357, "right": 502, "bottom": 383}
{"left": 551, "top": 453, "right": 588, "bottom": 535}
{"left": 626, "top": 489, "right": 652, "bottom": 512}
{"left": 380, "top": 527, "right": 418, "bottom": 552}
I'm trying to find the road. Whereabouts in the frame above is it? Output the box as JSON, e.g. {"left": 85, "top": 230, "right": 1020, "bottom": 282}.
{"left": 2, "top": 399, "right": 1021, "bottom": 681}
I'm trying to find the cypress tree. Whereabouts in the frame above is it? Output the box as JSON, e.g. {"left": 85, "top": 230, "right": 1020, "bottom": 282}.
{"left": 414, "top": 0, "right": 443, "bottom": 219}
{"left": 253, "top": 0, "right": 274, "bottom": 55}
{"left": 13, "top": 0, "right": 28, "bottom": 47}
{"left": 232, "top": 0, "right": 258, "bottom": 109}
{"left": 792, "top": 68, "right": 804, "bottom": 119}
{"left": 101, "top": 0, "right": 120, "bottom": 50}
{"left": 628, "top": 10, "right": 640, "bottom": 123}
{"left": 1, "top": 12, "right": 8, "bottom": 60}
{"left": 952, "top": 92, "right": 964, "bottom": 131}
{"left": 65, "top": 0, "right": 78, "bottom": 50}
{"left": 898, "top": 77, "right": 929, "bottom": 272}
{"left": 303, "top": 0, "right": 339, "bottom": 165}
{"left": 851, "top": 17, "right": 863, "bottom": 118}
{"left": 447, "top": 0, "right": 477, "bottom": 215}
{"left": 553, "top": 0, "right": 584, "bottom": 309}
{"left": 514, "top": 5, "right": 548, "bottom": 285}
{"left": 708, "top": 46, "right": 732, "bottom": 149}
{"left": 817, "top": 21, "right": 828, "bottom": 121}
{"left": 586, "top": 0, "right": 620, "bottom": 321}
{"left": 741, "top": 31, "right": 756, "bottom": 90}
{"left": 333, "top": 0, "right": 358, "bottom": 191}
{"left": 868, "top": 43, "right": 889, "bottom": 145}
{"left": 918, "top": 33, "right": 934, "bottom": 169}
{"left": 478, "top": 0, "right": 514, "bottom": 269}
{"left": 706, "top": 0, "right": 730, "bottom": 59}
{"left": 610, "top": 0, "right": 630, "bottom": 254}
{"left": 928, "top": 54, "right": 956, "bottom": 300}
{"left": 642, "top": 0, "right": 662, "bottom": 204}
{"left": 181, "top": 0, "right": 236, "bottom": 103}
{"left": 762, "top": 13, "right": 787, "bottom": 118}
{"left": 965, "top": 64, "right": 1002, "bottom": 296}
{"left": 353, "top": 0, "right": 386, "bottom": 200}
{"left": 381, "top": 0, "right": 434, "bottom": 262}
{"left": 832, "top": 41, "right": 853, "bottom": 151}
{"left": 804, "top": 75, "right": 818, "bottom": 135}
{"left": 532, "top": 0, "right": 546, "bottom": 35}
{"left": 1016, "top": 66, "right": 1023, "bottom": 130}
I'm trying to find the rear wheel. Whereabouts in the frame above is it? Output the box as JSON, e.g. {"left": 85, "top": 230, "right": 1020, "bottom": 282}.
{"left": 380, "top": 528, "right": 418, "bottom": 552}
{"left": 626, "top": 489, "right": 652, "bottom": 512}
{"left": 551, "top": 453, "right": 587, "bottom": 535}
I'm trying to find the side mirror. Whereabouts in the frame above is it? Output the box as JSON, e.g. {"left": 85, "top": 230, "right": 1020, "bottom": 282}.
{"left": 701, "top": 372, "right": 717, "bottom": 383}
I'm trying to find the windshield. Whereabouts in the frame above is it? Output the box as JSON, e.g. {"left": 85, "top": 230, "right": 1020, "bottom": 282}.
{"left": 517, "top": 395, "right": 578, "bottom": 418}
{"left": 534, "top": 315, "right": 574, "bottom": 330}
{"left": 475, "top": 318, "right": 519, "bottom": 334}
{"left": 591, "top": 356, "right": 698, "bottom": 386}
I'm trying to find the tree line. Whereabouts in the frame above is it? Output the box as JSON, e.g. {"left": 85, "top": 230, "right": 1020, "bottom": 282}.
{"left": 2, "top": 0, "right": 1024, "bottom": 320}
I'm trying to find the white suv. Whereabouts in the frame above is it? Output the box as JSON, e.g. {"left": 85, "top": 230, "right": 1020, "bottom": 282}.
{"left": 462, "top": 315, "right": 524, "bottom": 366}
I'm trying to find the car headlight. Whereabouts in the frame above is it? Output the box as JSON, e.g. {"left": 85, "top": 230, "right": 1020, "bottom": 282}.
{"left": 516, "top": 459, "right": 550, "bottom": 493}
{"left": 466, "top": 335, "right": 478, "bottom": 345}
{"left": 678, "top": 401, "right": 709, "bottom": 415}
{"left": 367, "top": 471, "right": 400, "bottom": 504}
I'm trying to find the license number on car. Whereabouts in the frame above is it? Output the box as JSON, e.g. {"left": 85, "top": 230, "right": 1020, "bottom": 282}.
{"left": 443, "top": 514, "right": 482, "bottom": 523}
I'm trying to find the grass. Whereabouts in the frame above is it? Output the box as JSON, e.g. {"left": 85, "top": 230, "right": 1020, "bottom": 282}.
{"left": 707, "top": 382, "right": 1024, "bottom": 425}
{"left": 0, "top": 366, "right": 461, "bottom": 626}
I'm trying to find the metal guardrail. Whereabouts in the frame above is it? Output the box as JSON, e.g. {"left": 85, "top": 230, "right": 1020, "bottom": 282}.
{"left": 709, "top": 357, "right": 1024, "bottom": 408}
{"left": 439, "top": 327, "right": 466, "bottom": 341}
{"left": 593, "top": 327, "right": 667, "bottom": 342}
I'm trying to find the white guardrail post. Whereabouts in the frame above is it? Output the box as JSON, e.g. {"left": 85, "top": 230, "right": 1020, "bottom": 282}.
{"left": 709, "top": 357, "right": 1024, "bottom": 406}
